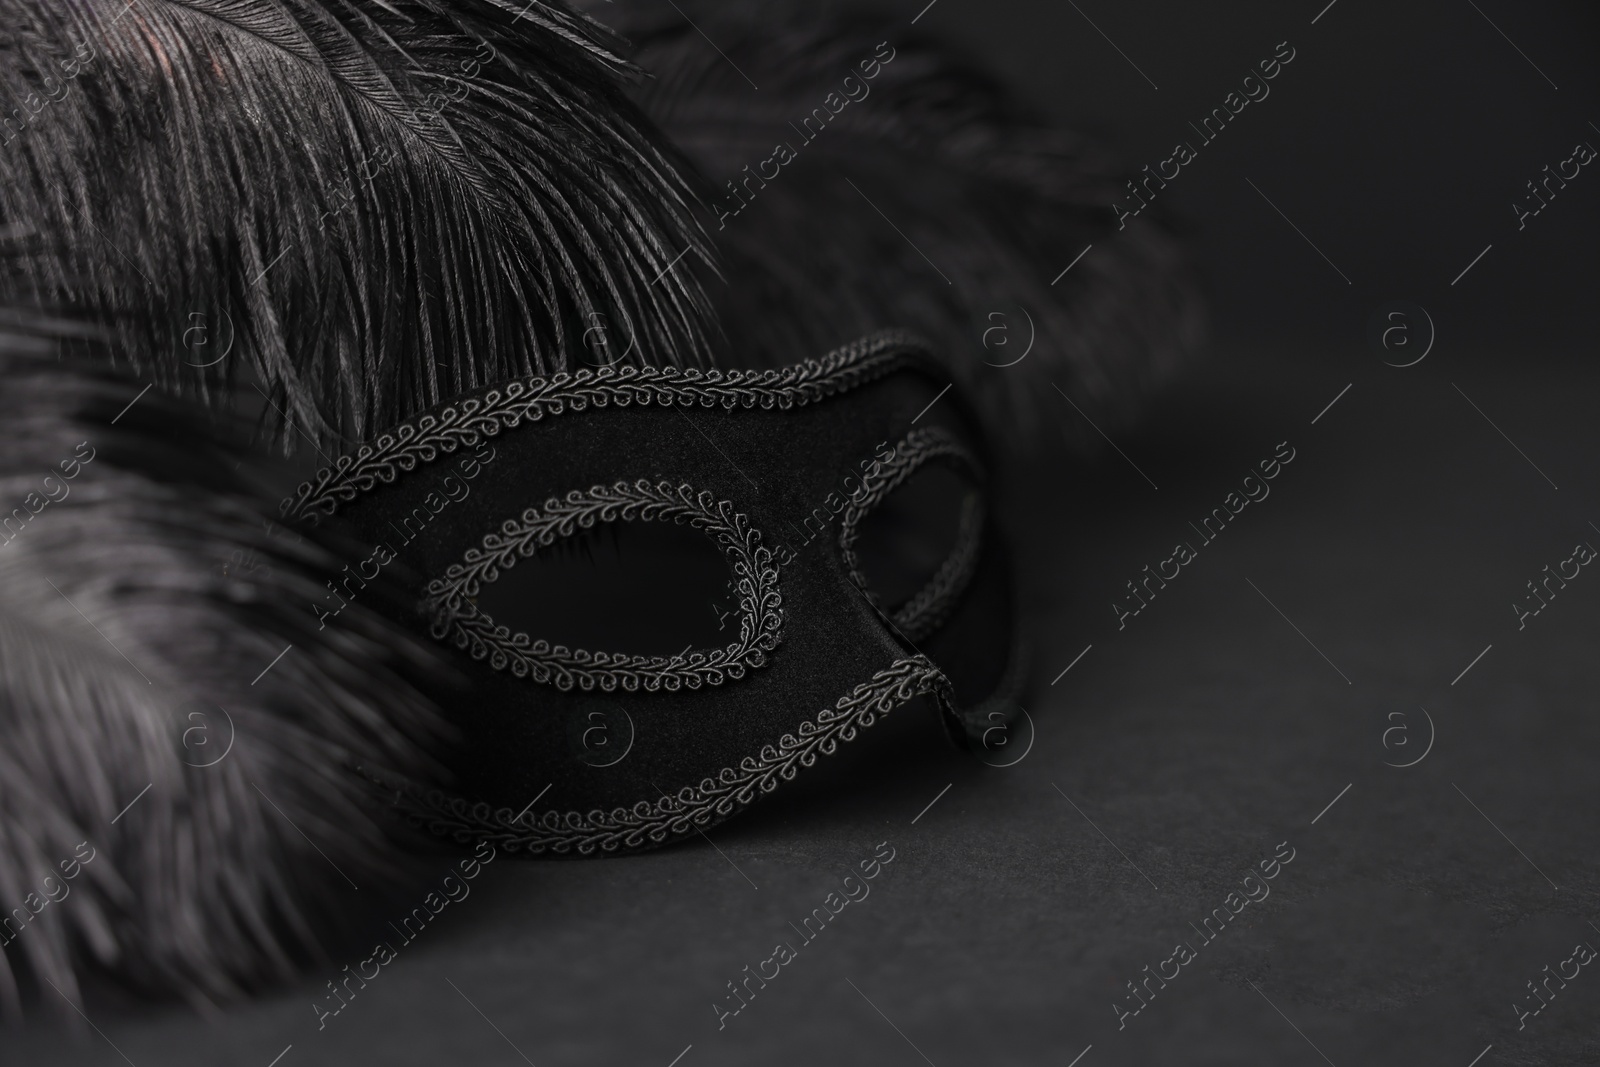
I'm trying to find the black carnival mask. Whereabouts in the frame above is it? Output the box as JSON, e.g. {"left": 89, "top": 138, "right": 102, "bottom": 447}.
{"left": 283, "top": 331, "right": 1026, "bottom": 855}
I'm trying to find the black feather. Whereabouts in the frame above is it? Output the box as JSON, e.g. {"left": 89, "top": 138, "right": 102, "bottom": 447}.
{"left": 584, "top": 0, "right": 1205, "bottom": 445}
{"left": 0, "top": 311, "right": 449, "bottom": 1015}
{"left": 0, "top": 0, "right": 719, "bottom": 450}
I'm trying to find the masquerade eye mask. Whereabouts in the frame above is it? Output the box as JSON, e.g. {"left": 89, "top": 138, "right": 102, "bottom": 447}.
{"left": 283, "top": 331, "right": 1026, "bottom": 855}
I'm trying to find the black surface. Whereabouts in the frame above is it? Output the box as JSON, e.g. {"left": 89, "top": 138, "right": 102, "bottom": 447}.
{"left": 19, "top": 341, "right": 1599, "bottom": 1065}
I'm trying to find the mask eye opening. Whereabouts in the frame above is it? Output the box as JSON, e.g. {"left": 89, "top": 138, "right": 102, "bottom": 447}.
{"left": 422, "top": 480, "right": 783, "bottom": 693}
{"left": 838, "top": 427, "right": 986, "bottom": 643}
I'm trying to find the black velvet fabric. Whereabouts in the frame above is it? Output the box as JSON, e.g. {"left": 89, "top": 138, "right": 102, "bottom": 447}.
{"left": 319, "top": 341, "right": 1013, "bottom": 835}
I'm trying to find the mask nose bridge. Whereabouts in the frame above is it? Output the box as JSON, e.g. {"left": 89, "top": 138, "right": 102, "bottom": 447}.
{"left": 725, "top": 370, "right": 991, "bottom": 711}
{"left": 763, "top": 375, "right": 1021, "bottom": 757}
{"left": 734, "top": 413, "right": 934, "bottom": 668}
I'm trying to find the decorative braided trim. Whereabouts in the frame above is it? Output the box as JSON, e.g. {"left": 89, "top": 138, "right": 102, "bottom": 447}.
{"left": 396, "top": 655, "right": 952, "bottom": 855}
{"left": 894, "top": 494, "right": 985, "bottom": 643}
{"left": 282, "top": 329, "right": 931, "bottom": 525}
{"left": 838, "top": 427, "right": 986, "bottom": 643}
{"left": 423, "top": 481, "right": 780, "bottom": 692}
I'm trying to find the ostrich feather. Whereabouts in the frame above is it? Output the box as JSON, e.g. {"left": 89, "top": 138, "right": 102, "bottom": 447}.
{"left": 0, "top": 312, "right": 450, "bottom": 1015}
{"left": 0, "top": 0, "right": 718, "bottom": 451}
{"left": 583, "top": 0, "right": 1205, "bottom": 445}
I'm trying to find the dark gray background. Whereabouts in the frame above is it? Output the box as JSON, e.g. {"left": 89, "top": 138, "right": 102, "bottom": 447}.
{"left": 17, "top": 1, "right": 1600, "bottom": 1064}
{"left": 897, "top": 0, "right": 1600, "bottom": 351}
